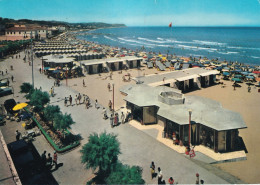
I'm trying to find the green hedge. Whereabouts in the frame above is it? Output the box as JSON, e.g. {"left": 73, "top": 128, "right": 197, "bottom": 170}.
{"left": 24, "top": 108, "right": 80, "bottom": 153}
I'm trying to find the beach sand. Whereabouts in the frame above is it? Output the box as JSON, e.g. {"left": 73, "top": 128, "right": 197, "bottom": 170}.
{"left": 186, "top": 79, "right": 260, "bottom": 183}
{"left": 67, "top": 66, "right": 260, "bottom": 183}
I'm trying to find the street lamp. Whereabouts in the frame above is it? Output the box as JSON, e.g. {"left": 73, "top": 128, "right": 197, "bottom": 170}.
{"left": 30, "top": 32, "right": 34, "bottom": 89}
{"left": 112, "top": 83, "right": 114, "bottom": 115}
{"left": 188, "top": 109, "right": 192, "bottom": 146}
{"left": 65, "top": 64, "right": 68, "bottom": 86}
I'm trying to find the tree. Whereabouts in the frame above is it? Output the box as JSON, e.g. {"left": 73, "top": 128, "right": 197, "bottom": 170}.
{"left": 105, "top": 162, "right": 145, "bottom": 184}
{"left": 53, "top": 113, "right": 74, "bottom": 132}
{"left": 29, "top": 89, "right": 50, "bottom": 112}
{"left": 43, "top": 105, "right": 60, "bottom": 123}
{"left": 20, "top": 82, "right": 33, "bottom": 94}
{"left": 81, "top": 132, "right": 120, "bottom": 176}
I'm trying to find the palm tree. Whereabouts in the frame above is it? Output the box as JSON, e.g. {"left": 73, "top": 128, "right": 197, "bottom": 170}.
{"left": 80, "top": 132, "right": 120, "bottom": 177}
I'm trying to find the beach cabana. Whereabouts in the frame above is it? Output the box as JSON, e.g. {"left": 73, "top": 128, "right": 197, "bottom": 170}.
{"left": 121, "top": 84, "right": 247, "bottom": 153}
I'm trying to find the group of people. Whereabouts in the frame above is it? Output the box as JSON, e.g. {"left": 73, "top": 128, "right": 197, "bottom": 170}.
{"left": 150, "top": 161, "right": 204, "bottom": 184}
{"left": 64, "top": 94, "right": 91, "bottom": 108}
{"left": 109, "top": 111, "right": 132, "bottom": 128}
{"left": 41, "top": 150, "right": 59, "bottom": 170}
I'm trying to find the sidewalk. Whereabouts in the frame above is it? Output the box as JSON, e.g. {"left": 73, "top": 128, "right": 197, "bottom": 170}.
{"left": 0, "top": 51, "right": 236, "bottom": 184}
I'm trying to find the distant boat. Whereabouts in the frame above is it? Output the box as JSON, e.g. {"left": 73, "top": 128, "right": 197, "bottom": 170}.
{"left": 169, "top": 22, "right": 172, "bottom": 28}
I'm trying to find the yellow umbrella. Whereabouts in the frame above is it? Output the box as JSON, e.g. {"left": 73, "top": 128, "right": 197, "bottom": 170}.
{"left": 13, "top": 103, "right": 28, "bottom": 111}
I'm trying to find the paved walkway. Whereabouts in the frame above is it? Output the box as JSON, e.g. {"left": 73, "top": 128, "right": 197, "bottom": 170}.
{"left": 0, "top": 50, "right": 241, "bottom": 184}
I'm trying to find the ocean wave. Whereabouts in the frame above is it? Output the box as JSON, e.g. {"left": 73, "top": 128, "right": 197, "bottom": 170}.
{"left": 104, "top": 35, "right": 116, "bottom": 42}
{"left": 227, "top": 46, "right": 260, "bottom": 51}
{"left": 227, "top": 51, "right": 239, "bottom": 54}
{"left": 157, "top": 44, "right": 172, "bottom": 47}
{"left": 193, "top": 40, "right": 226, "bottom": 46}
{"left": 251, "top": 56, "right": 260, "bottom": 59}
{"left": 138, "top": 37, "right": 166, "bottom": 43}
{"left": 157, "top": 37, "right": 164, "bottom": 40}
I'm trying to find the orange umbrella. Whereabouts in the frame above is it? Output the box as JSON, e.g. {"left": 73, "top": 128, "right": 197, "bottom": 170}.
{"left": 255, "top": 78, "right": 260, "bottom": 82}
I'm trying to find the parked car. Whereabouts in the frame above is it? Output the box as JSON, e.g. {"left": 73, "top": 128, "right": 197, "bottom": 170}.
{"left": 0, "top": 86, "right": 12, "bottom": 97}
{"left": 0, "top": 79, "right": 8, "bottom": 87}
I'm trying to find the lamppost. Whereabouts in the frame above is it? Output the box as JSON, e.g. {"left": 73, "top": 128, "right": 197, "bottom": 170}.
{"left": 65, "top": 64, "right": 68, "bottom": 86}
{"left": 188, "top": 109, "right": 192, "bottom": 146}
{"left": 112, "top": 83, "right": 115, "bottom": 115}
{"left": 30, "top": 32, "right": 34, "bottom": 89}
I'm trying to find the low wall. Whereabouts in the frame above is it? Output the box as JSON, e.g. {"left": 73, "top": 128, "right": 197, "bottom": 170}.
{"left": 24, "top": 108, "right": 80, "bottom": 153}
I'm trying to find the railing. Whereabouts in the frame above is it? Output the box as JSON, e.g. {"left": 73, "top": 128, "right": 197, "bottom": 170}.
{"left": 24, "top": 108, "right": 80, "bottom": 153}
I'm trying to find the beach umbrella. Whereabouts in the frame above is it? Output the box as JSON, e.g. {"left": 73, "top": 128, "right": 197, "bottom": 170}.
{"left": 241, "top": 72, "right": 249, "bottom": 75}
{"left": 13, "top": 103, "right": 28, "bottom": 111}
{"left": 246, "top": 76, "right": 255, "bottom": 79}
{"left": 255, "top": 78, "right": 260, "bottom": 82}
{"left": 234, "top": 74, "right": 242, "bottom": 78}
{"left": 223, "top": 72, "right": 230, "bottom": 76}
{"left": 232, "top": 78, "right": 242, "bottom": 82}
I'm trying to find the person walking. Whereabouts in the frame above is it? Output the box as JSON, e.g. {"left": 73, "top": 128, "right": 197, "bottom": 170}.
{"left": 75, "top": 95, "right": 78, "bottom": 105}
{"left": 195, "top": 173, "right": 200, "bottom": 185}
{"left": 15, "top": 130, "right": 21, "bottom": 141}
{"left": 85, "top": 98, "right": 90, "bottom": 109}
{"left": 95, "top": 99, "right": 98, "bottom": 109}
{"left": 64, "top": 97, "right": 68, "bottom": 107}
{"left": 114, "top": 113, "right": 118, "bottom": 126}
{"left": 78, "top": 93, "right": 82, "bottom": 104}
{"left": 41, "top": 151, "right": 47, "bottom": 165}
{"left": 108, "top": 100, "right": 112, "bottom": 111}
{"left": 11, "top": 75, "right": 14, "bottom": 82}
{"left": 46, "top": 153, "right": 52, "bottom": 169}
{"left": 121, "top": 112, "right": 125, "bottom": 124}
{"left": 107, "top": 83, "right": 111, "bottom": 91}
{"left": 110, "top": 114, "right": 114, "bottom": 128}
{"left": 150, "top": 161, "right": 155, "bottom": 180}
{"left": 53, "top": 151, "right": 58, "bottom": 169}
{"left": 5, "top": 69, "right": 8, "bottom": 74}
{"left": 158, "top": 167, "right": 163, "bottom": 184}
{"left": 69, "top": 95, "right": 72, "bottom": 106}
{"left": 83, "top": 79, "right": 86, "bottom": 87}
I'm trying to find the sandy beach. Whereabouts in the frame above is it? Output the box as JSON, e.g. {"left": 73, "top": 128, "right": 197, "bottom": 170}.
{"left": 66, "top": 63, "right": 260, "bottom": 183}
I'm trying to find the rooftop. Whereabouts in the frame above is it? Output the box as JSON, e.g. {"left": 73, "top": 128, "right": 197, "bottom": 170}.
{"left": 120, "top": 84, "right": 246, "bottom": 131}
{"left": 134, "top": 68, "right": 219, "bottom": 85}
{"left": 81, "top": 56, "right": 143, "bottom": 66}
{"left": 42, "top": 55, "right": 75, "bottom": 63}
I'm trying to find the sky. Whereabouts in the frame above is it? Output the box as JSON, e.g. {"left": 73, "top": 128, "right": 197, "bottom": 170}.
{"left": 0, "top": 0, "right": 260, "bottom": 26}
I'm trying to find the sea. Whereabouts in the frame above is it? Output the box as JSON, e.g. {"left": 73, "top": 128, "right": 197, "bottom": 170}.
{"left": 76, "top": 27, "right": 260, "bottom": 65}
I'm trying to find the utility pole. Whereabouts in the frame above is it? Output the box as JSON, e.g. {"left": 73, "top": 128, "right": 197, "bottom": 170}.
{"left": 112, "top": 84, "right": 114, "bottom": 115}
{"left": 31, "top": 32, "right": 34, "bottom": 89}
{"left": 188, "top": 109, "right": 192, "bottom": 146}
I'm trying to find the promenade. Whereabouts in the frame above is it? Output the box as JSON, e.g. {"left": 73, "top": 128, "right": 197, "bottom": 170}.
{"left": 0, "top": 51, "right": 241, "bottom": 184}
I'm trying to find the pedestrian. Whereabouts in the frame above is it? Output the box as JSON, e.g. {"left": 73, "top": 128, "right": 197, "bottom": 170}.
{"left": 195, "top": 173, "right": 200, "bottom": 185}
{"left": 83, "top": 79, "right": 85, "bottom": 87}
{"left": 75, "top": 95, "right": 78, "bottom": 105}
{"left": 248, "top": 86, "right": 251, "bottom": 93}
{"left": 50, "top": 88, "right": 53, "bottom": 97}
{"left": 15, "top": 130, "right": 21, "bottom": 141}
{"left": 95, "top": 99, "right": 98, "bottom": 109}
{"left": 150, "top": 161, "right": 155, "bottom": 179}
{"left": 39, "top": 86, "right": 42, "bottom": 91}
{"left": 85, "top": 98, "right": 90, "bottom": 109}
{"left": 64, "top": 97, "right": 68, "bottom": 107}
{"left": 19, "top": 54, "right": 20, "bottom": 58}
{"left": 108, "top": 100, "right": 112, "bottom": 111}
{"left": 6, "top": 69, "right": 7, "bottom": 74}
{"left": 121, "top": 112, "right": 125, "bottom": 124}
{"left": 69, "top": 95, "right": 72, "bottom": 106}
{"left": 1, "top": 71, "right": 3, "bottom": 75}
{"left": 39, "top": 68, "right": 42, "bottom": 73}
{"left": 53, "top": 151, "right": 58, "bottom": 169}
{"left": 41, "top": 151, "right": 47, "bottom": 165}
{"left": 78, "top": 93, "right": 82, "bottom": 104}
{"left": 107, "top": 83, "right": 111, "bottom": 91}
{"left": 168, "top": 177, "right": 174, "bottom": 184}
{"left": 158, "top": 167, "right": 163, "bottom": 184}
{"left": 114, "top": 113, "right": 118, "bottom": 126}
{"left": 11, "top": 75, "right": 14, "bottom": 82}
{"left": 110, "top": 114, "right": 114, "bottom": 128}
{"left": 46, "top": 153, "right": 52, "bottom": 169}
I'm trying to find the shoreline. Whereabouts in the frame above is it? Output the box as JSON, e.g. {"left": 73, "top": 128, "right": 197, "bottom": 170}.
{"left": 70, "top": 27, "right": 260, "bottom": 67}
